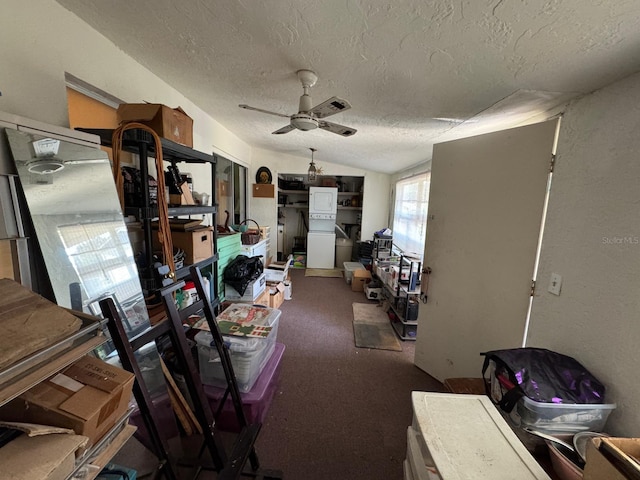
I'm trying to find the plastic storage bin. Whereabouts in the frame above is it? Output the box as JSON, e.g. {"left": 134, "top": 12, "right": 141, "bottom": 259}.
{"left": 489, "top": 359, "right": 616, "bottom": 434}
{"left": 195, "top": 304, "right": 280, "bottom": 392}
{"left": 203, "top": 342, "right": 285, "bottom": 432}
{"left": 512, "top": 395, "right": 616, "bottom": 434}
{"left": 343, "top": 261, "right": 365, "bottom": 284}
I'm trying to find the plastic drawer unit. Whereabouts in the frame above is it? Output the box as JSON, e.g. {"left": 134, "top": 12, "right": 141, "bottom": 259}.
{"left": 409, "top": 392, "right": 551, "bottom": 480}
{"left": 195, "top": 304, "right": 280, "bottom": 393}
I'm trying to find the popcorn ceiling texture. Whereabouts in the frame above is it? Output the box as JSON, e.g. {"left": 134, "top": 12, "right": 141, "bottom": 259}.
{"left": 56, "top": 0, "right": 640, "bottom": 172}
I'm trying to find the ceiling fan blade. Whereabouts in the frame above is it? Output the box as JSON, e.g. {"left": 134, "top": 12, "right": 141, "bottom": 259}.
{"left": 239, "top": 104, "right": 291, "bottom": 119}
{"left": 309, "top": 97, "right": 352, "bottom": 118}
{"left": 272, "top": 124, "right": 296, "bottom": 135}
{"left": 318, "top": 120, "right": 357, "bottom": 137}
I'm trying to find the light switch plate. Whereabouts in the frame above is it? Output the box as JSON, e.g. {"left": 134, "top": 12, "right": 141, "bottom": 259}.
{"left": 548, "top": 273, "right": 562, "bottom": 296}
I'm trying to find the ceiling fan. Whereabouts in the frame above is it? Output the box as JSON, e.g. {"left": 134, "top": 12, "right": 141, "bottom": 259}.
{"left": 239, "top": 69, "right": 357, "bottom": 137}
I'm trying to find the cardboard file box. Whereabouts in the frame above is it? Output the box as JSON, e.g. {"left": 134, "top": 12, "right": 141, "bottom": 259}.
{"left": 154, "top": 226, "right": 213, "bottom": 265}
{"left": 0, "top": 355, "right": 135, "bottom": 450}
{"left": 116, "top": 103, "right": 193, "bottom": 147}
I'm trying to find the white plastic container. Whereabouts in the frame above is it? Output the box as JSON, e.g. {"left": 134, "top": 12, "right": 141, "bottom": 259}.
{"left": 195, "top": 304, "right": 280, "bottom": 392}
{"left": 343, "top": 261, "right": 365, "bottom": 284}
{"left": 225, "top": 272, "right": 266, "bottom": 302}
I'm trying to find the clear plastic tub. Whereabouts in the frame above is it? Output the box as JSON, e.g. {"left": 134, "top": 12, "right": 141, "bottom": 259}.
{"left": 343, "top": 261, "right": 365, "bottom": 284}
{"left": 195, "top": 304, "right": 280, "bottom": 392}
{"left": 488, "top": 359, "right": 616, "bottom": 434}
{"left": 513, "top": 395, "right": 616, "bottom": 434}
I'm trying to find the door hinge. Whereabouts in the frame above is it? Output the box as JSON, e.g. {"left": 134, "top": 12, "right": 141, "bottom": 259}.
{"left": 550, "top": 154, "right": 556, "bottom": 173}
{"left": 530, "top": 279, "right": 536, "bottom": 296}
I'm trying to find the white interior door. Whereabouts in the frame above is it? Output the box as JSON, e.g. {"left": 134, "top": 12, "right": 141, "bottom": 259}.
{"left": 414, "top": 120, "right": 558, "bottom": 381}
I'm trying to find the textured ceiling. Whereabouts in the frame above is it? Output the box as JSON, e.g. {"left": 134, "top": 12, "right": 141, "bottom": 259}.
{"left": 57, "top": 0, "right": 640, "bottom": 174}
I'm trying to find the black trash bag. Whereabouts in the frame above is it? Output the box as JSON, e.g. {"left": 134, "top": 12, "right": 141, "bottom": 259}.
{"left": 223, "top": 255, "right": 263, "bottom": 296}
{"left": 481, "top": 347, "right": 606, "bottom": 413}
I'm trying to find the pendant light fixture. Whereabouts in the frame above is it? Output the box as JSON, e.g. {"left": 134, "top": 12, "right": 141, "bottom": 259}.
{"left": 307, "top": 147, "right": 317, "bottom": 182}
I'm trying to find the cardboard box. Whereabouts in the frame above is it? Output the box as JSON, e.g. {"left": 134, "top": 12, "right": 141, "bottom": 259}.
{"left": 1, "top": 355, "right": 135, "bottom": 450}
{"left": 159, "top": 226, "right": 213, "bottom": 265}
{"left": 0, "top": 431, "right": 87, "bottom": 479}
{"left": 267, "top": 282, "right": 285, "bottom": 309}
{"left": 116, "top": 103, "right": 193, "bottom": 147}
{"left": 584, "top": 437, "right": 640, "bottom": 480}
{"left": 352, "top": 269, "right": 372, "bottom": 292}
{"left": 0, "top": 278, "right": 82, "bottom": 371}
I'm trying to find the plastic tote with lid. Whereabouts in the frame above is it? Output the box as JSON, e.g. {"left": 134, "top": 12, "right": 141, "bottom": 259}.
{"left": 195, "top": 304, "right": 281, "bottom": 392}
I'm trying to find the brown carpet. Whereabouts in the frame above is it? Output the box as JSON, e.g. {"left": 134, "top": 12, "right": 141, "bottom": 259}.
{"left": 353, "top": 303, "right": 402, "bottom": 351}
{"left": 113, "top": 268, "right": 445, "bottom": 479}
{"left": 254, "top": 269, "right": 445, "bottom": 480}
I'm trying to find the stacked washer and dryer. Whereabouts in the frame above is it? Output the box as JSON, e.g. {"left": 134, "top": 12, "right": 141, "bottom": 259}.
{"left": 306, "top": 186, "right": 337, "bottom": 269}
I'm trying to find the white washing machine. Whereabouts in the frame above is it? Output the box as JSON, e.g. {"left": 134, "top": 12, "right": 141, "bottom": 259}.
{"left": 306, "top": 231, "right": 336, "bottom": 268}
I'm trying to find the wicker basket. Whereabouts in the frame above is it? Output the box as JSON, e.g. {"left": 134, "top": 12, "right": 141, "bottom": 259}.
{"left": 240, "top": 219, "right": 261, "bottom": 245}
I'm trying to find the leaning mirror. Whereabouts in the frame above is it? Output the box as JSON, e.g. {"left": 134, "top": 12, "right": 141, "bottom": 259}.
{"left": 5, "top": 128, "right": 165, "bottom": 389}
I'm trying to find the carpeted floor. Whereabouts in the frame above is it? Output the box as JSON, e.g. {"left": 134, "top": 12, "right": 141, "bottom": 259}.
{"left": 304, "top": 267, "right": 344, "bottom": 278}
{"left": 113, "top": 268, "right": 445, "bottom": 479}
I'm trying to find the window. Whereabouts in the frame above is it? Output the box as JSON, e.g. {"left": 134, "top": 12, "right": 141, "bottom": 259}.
{"left": 392, "top": 172, "right": 431, "bottom": 259}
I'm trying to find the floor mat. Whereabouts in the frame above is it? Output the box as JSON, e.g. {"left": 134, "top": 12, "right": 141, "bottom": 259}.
{"left": 352, "top": 303, "right": 402, "bottom": 351}
{"left": 304, "top": 268, "right": 344, "bottom": 278}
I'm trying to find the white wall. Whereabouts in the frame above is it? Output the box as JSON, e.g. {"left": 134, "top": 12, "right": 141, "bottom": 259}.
{"left": 527, "top": 70, "right": 640, "bottom": 436}
{"left": 249, "top": 147, "right": 390, "bottom": 262}
{"left": 0, "top": 0, "right": 252, "bottom": 196}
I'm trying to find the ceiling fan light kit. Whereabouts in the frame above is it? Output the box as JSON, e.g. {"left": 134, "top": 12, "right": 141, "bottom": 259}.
{"left": 238, "top": 69, "right": 357, "bottom": 137}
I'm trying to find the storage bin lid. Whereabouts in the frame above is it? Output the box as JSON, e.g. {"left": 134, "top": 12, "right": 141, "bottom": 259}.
{"left": 194, "top": 304, "right": 280, "bottom": 352}
{"left": 344, "top": 261, "right": 365, "bottom": 271}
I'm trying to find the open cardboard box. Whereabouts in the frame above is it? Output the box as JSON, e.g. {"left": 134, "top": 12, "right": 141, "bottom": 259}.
{"left": 0, "top": 355, "right": 134, "bottom": 452}
{"left": 584, "top": 437, "right": 640, "bottom": 480}
{"left": 267, "top": 281, "right": 285, "bottom": 309}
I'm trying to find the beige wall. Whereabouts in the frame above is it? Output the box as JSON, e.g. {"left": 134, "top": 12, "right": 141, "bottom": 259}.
{"left": 527, "top": 70, "right": 640, "bottom": 436}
